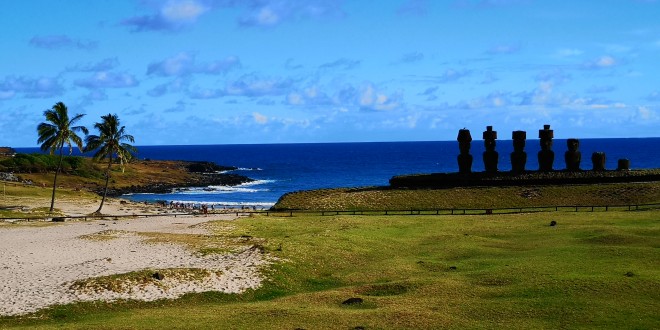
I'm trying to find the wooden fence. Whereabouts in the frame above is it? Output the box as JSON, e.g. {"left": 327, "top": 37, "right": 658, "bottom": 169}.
{"left": 1, "top": 203, "right": 658, "bottom": 222}
{"left": 262, "top": 202, "right": 660, "bottom": 217}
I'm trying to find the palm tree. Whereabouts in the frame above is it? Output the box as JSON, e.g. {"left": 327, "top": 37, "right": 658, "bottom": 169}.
{"left": 85, "top": 114, "right": 136, "bottom": 214}
{"left": 37, "top": 102, "right": 88, "bottom": 213}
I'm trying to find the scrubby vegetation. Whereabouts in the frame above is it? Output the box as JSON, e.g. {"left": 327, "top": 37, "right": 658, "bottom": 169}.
{"left": 0, "top": 154, "right": 102, "bottom": 179}
{"left": 0, "top": 154, "right": 250, "bottom": 198}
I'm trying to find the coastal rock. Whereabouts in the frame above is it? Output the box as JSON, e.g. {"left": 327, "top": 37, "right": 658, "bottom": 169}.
{"left": 0, "top": 172, "right": 20, "bottom": 182}
{"left": 98, "top": 173, "right": 253, "bottom": 197}
{"left": 186, "top": 161, "right": 237, "bottom": 173}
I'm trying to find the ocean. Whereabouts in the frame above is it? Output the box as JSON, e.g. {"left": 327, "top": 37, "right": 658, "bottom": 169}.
{"left": 17, "top": 138, "right": 660, "bottom": 208}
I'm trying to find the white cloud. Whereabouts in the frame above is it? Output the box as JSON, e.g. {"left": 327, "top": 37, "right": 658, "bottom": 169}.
{"left": 319, "top": 58, "right": 361, "bottom": 70}
{"left": 0, "top": 76, "right": 64, "bottom": 98}
{"left": 29, "top": 35, "right": 97, "bottom": 50}
{"left": 637, "top": 106, "right": 657, "bottom": 121}
{"left": 237, "top": 1, "right": 346, "bottom": 28}
{"left": 287, "top": 93, "right": 304, "bottom": 105}
{"left": 122, "top": 0, "right": 210, "bottom": 32}
{"left": 408, "top": 69, "right": 471, "bottom": 83}
{"left": 457, "top": 91, "right": 512, "bottom": 109}
{"left": 396, "top": 52, "right": 425, "bottom": 64}
{"left": 67, "top": 58, "right": 120, "bottom": 72}
{"left": 189, "top": 74, "right": 294, "bottom": 99}
{"left": 160, "top": 0, "right": 209, "bottom": 23}
{"left": 148, "top": 52, "right": 240, "bottom": 77}
{"left": 596, "top": 56, "right": 616, "bottom": 67}
{"left": 382, "top": 114, "right": 419, "bottom": 129}
{"left": 254, "top": 7, "right": 281, "bottom": 26}
{"left": 149, "top": 52, "right": 194, "bottom": 76}
{"left": 583, "top": 55, "right": 619, "bottom": 69}
{"left": 486, "top": 43, "right": 522, "bottom": 54}
{"left": 358, "top": 84, "right": 401, "bottom": 111}
{"left": 75, "top": 72, "right": 139, "bottom": 89}
{"left": 253, "top": 112, "right": 269, "bottom": 124}
{"left": 555, "top": 48, "right": 583, "bottom": 57}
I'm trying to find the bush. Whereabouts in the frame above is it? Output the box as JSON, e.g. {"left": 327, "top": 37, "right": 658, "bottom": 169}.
{"left": 0, "top": 153, "right": 102, "bottom": 178}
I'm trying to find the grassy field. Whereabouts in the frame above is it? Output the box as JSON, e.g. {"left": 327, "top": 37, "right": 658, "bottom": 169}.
{"left": 14, "top": 159, "right": 195, "bottom": 193}
{"left": 1, "top": 209, "right": 658, "bottom": 329}
{"left": 273, "top": 182, "right": 660, "bottom": 211}
{"left": 0, "top": 182, "right": 100, "bottom": 219}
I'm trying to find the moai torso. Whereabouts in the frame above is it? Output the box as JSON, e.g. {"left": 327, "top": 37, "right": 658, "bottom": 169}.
{"left": 457, "top": 129, "right": 473, "bottom": 174}
{"left": 617, "top": 159, "right": 630, "bottom": 171}
{"left": 510, "top": 130, "right": 527, "bottom": 173}
{"left": 564, "top": 138, "right": 581, "bottom": 171}
{"left": 482, "top": 126, "right": 498, "bottom": 173}
{"left": 538, "top": 125, "right": 554, "bottom": 172}
{"left": 592, "top": 152, "right": 606, "bottom": 171}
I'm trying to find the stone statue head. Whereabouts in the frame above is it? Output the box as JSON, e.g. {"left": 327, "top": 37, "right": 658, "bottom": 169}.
{"left": 567, "top": 138, "right": 579, "bottom": 152}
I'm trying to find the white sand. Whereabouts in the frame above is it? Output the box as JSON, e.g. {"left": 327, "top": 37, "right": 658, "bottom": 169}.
{"left": 0, "top": 210, "right": 270, "bottom": 316}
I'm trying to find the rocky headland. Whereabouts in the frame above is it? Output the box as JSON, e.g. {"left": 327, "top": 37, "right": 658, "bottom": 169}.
{"left": 1, "top": 156, "right": 253, "bottom": 198}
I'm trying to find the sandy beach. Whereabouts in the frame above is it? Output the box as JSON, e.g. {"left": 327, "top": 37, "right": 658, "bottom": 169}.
{"left": 0, "top": 199, "right": 270, "bottom": 316}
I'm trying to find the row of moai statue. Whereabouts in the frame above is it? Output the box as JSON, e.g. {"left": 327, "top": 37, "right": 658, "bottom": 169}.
{"left": 457, "top": 125, "right": 631, "bottom": 174}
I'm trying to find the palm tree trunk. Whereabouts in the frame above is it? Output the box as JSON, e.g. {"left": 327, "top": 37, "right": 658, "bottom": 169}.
{"left": 95, "top": 157, "right": 113, "bottom": 214}
{"left": 49, "top": 147, "right": 64, "bottom": 213}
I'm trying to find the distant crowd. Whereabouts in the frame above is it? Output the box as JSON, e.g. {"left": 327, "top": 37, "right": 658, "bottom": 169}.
{"left": 147, "top": 200, "right": 265, "bottom": 213}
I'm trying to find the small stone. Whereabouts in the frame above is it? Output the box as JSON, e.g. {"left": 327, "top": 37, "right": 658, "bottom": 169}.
{"left": 342, "top": 297, "right": 363, "bottom": 305}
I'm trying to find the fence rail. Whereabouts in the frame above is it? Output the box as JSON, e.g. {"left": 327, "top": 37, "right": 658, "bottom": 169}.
{"left": 262, "top": 202, "right": 660, "bottom": 217}
{"left": 1, "top": 203, "right": 659, "bottom": 222}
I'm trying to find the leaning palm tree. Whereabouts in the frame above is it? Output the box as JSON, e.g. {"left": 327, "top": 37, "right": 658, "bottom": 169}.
{"left": 85, "top": 114, "right": 136, "bottom": 214}
{"left": 37, "top": 102, "right": 88, "bottom": 213}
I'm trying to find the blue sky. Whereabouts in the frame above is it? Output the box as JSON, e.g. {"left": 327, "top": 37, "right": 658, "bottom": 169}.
{"left": 1, "top": 0, "right": 659, "bottom": 147}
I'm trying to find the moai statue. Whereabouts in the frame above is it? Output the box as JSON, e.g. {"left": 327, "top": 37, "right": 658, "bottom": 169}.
{"left": 510, "top": 130, "right": 527, "bottom": 173}
{"left": 617, "top": 159, "right": 630, "bottom": 171}
{"left": 538, "top": 124, "right": 555, "bottom": 172}
{"left": 592, "top": 152, "right": 606, "bottom": 171}
{"left": 564, "top": 138, "right": 581, "bottom": 171}
{"left": 457, "top": 128, "right": 473, "bottom": 174}
{"left": 482, "top": 126, "right": 498, "bottom": 173}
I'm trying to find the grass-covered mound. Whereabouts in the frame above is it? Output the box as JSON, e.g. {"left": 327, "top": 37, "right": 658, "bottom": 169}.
{"left": 390, "top": 169, "right": 660, "bottom": 188}
{"left": 2, "top": 211, "right": 658, "bottom": 329}
{"left": 273, "top": 182, "right": 660, "bottom": 211}
{"left": 1, "top": 154, "right": 250, "bottom": 197}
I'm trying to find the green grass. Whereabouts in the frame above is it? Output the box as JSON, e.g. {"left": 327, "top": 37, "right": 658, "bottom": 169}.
{"left": 273, "top": 182, "right": 660, "bottom": 211}
{"left": 1, "top": 210, "right": 658, "bottom": 329}
{"left": 0, "top": 182, "right": 96, "bottom": 219}
{"left": 69, "top": 268, "right": 221, "bottom": 295}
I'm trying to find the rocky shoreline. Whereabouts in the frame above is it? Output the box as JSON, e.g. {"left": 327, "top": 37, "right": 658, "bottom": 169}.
{"left": 98, "top": 161, "right": 254, "bottom": 197}
{"left": 98, "top": 172, "right": 254, "bottom": 197}
{"left": 1, "top": 158, "right": 256, "bottom": 198}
